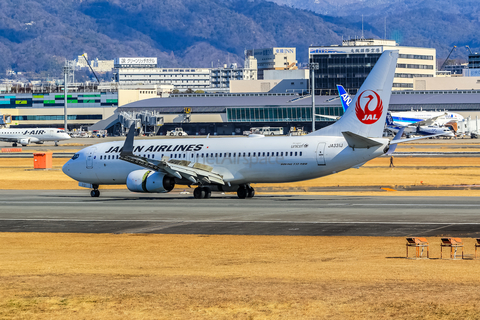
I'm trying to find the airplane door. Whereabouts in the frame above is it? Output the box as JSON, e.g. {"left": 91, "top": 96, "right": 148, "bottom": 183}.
{"left": 316, "top": 143, "right": 326, "bottom": 165}
{"left": 86, "top": 147, "right": 96, "bottom": 169}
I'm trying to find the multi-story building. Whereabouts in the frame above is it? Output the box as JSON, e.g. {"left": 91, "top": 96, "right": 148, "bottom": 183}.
{"left": 463, "top": 54, "right": 480, "bottom": 77}
{"left": 444, "top": 64, "right": 467, "bottom": 75}
{"left": 0, "top": 89, "right": 117, "bottom": 128}
{"left": 210, "top": 60, "right": 258, "bottom": 89}
{"left": 114, "top": 57, "right": 211, "bottom": 90}
{"left": 309, "top": 39, "right": 436, "bottom": 95}
{"left": 245, "top": 48, "right": 297, "bottom": 80}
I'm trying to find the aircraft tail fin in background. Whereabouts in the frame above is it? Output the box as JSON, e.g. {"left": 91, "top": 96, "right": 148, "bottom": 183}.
{"left": 311, "top": 50, "right": 399, "bottom": 138}
{"left": 337, "top": 85, "right": 352, "bottom": 112}
{"left": 386, "top": 112, "right": 395, "bottom": 127}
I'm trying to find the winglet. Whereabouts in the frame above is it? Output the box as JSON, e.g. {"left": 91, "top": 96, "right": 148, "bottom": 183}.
{"left": 385, "top": 127, "right": 405, "bottom": 155}
{"left": 120, "top": 124, "right": 136, "bottom": 156}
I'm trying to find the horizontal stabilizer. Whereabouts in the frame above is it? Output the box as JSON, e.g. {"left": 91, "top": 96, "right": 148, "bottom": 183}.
{"left": 342, "top": 131, "right": 383, "bottom": 149}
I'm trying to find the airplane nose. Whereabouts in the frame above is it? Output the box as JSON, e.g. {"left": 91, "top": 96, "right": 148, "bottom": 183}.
{"left": 62, "top": 160, "right": 71, "bottom": 176}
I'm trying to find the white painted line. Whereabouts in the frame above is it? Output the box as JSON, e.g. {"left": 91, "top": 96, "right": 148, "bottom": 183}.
{"left": 0, "top": 219, "right": 480, "bottom": 225}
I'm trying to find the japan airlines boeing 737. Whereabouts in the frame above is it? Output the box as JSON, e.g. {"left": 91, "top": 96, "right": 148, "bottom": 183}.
{"left": 0, "top": 128, "right": 71, "bottom": 146}
{"left": 63, "top": 50, "right": 421, "bottom": 199}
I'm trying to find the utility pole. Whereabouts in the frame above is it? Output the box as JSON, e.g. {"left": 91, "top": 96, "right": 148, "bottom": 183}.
{"left": 309, "top": 62, "right": 319, "bottom": 132}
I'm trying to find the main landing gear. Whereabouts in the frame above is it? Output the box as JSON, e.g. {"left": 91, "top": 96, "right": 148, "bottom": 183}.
{"left": 237, "top": 185, "right": 255, "bottom": 199}
{"left": 12, "top": 143, "right": 17, "bottom": 147}
{"left": 90, "top": 184, "right": 100, "bottom": 197}
{"left": 193, "top": 186, "right": 212, "bottom": 199}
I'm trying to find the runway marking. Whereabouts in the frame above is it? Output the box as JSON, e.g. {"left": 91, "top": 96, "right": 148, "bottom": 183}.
{"left": 0, "top": 201, "right": 479, "bottom": 208}
{"left": 423, "top": 224, "right": 455, "bottom": 234}
{"left": 1, "top": 219, "right": 480, "bottom": 225}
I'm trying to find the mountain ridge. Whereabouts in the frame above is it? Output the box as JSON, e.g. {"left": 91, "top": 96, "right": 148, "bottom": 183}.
{"left": 0, "top": 0, "right": 478, "bottom": 78}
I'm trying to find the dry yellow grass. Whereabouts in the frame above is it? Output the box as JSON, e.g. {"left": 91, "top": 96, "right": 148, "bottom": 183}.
{"left": 0, "top": 233, "right": 479, "bottom": 319}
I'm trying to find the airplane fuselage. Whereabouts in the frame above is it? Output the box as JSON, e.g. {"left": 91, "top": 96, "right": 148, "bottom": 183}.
{"left": 63, "top": 135, "right": 388, "bottom": 186}
{"left": 0, "top": 128, "right": 71, "bottom": 145}
{"left": 391, "top": 111, "right": 463, "bottom": 127}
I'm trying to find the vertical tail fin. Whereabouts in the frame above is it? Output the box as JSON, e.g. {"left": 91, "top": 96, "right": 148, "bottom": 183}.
{"left": 312, "top": 50, "right": 398, "bottom": 138}
{"left": 386, "top": 112, "right": 394, "bottom": 126}
{"left": 337, "top": 85, "right": 352, "bottom": 112}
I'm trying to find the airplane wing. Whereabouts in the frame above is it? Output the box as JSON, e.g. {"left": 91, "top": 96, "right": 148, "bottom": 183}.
{"left": 408, "top": 113, "right": 447, "bottom": 126}
{"left": 315, "top": 114, "right": 340, "bottom": 120}
{"left": 0, "top": 137, "right": 18, "bottom": 143}
{"left": 119, "top": 125, "right": 225, "bottom": 185}
{"left": 388, "top": 133, "right": 445, "bottom": 145}
{"left": 0, "top": 136, "right": 37, "bottom": 143}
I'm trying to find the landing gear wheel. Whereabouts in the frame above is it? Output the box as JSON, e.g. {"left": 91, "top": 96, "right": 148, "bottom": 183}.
{"left": 237, "top": 186, "right": 247, "bottom": 199}
{"left": 204, "top": 187, "right": 211, "bottom": 199}
{"left": 90, "top": 189, "right": 100, "bottom": 197}
{"left": 194, "top": 187, "right": 211, "bottom": 199}
{"left": 194, "top": 187, "right": 205, "bottom": 199}
{"left": 247, "top": 186, "right": 255, "bottom": 198}
{"left": 12, "top": 143, "right": 17, "bottom": 147}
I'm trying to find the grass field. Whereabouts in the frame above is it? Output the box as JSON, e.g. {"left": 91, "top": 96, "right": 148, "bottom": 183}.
{"left": 1, "top": 151, "right": 480, "bottom": 319}
{"left": 1, "top": 233, "right": 479, "bottom": 319}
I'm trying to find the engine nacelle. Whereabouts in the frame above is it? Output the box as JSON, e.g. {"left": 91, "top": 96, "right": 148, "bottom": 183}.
{"left": 19, "top": 138, "right": 30, "bottom": 146}
{"left": 126, "top": 170, "right": 175, "bottom": 193}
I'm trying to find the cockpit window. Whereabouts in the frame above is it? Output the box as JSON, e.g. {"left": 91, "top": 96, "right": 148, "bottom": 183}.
{"left": 71, "top": 154, "right": 80, "bottom": 160}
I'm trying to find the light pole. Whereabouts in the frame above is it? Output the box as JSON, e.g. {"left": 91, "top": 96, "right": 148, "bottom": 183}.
{"left": 63, "top": 65, "right": 69, "bottom": 132}
{"left": 309, "top": 62, "right": 319, "bottom": 132}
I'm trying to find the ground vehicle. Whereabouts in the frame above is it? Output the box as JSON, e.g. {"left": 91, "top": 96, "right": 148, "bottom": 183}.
{"left": 244, "top": 127, "right": 284, "bottom": 136}
{"left": 166, "top": 128, "right": 188, "bottom": 136}
{"left": 92, "top": 130, "right": 107, "bottom": 138}
{"left": 288, "top": 127, "right": 307, "bottom": 136}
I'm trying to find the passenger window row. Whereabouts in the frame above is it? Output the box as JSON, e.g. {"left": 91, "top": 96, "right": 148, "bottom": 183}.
{"left": 99, "top": 151, "right": 303, "bottom": 160}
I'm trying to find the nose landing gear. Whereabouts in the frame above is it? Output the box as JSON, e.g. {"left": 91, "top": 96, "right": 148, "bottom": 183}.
{"left": 90, "top": 184, "right": 100, "bottom": 197}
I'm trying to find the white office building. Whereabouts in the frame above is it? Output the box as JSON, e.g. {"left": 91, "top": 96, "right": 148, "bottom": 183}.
{"left": 210, "top": 56, "right": 258, "bottom": 88}
{"left": 114, "top": 57, "right": 211, "bottom": 90}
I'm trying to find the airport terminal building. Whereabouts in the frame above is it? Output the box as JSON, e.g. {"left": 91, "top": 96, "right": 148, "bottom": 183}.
{"left": 309, "top": 39, "right": 436, "bottom": 95}
{"left": 100, "top": 90, "right": 480, "bottom": 136}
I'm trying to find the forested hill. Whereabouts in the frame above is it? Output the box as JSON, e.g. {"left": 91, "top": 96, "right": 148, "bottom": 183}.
{"left": 0, "top": 0, "right": 479, "bottom": 77}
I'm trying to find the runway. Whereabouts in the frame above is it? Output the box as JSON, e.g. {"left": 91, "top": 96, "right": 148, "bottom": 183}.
{"left": 0, "top": 190, "right": 479, "bottom": 237}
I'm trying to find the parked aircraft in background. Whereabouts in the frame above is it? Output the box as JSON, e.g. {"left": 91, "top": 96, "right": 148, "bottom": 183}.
{"left": 63, "top": 50, "right": 435, "bottom": 199}
{"left": 0, "top": 128, "right": 71, "bottom": 146}
{"left": 389, "top": 110, "right": 464, "bottom": 127}
{"left": 385, "top": 113, "right": 455, "bottom": 138}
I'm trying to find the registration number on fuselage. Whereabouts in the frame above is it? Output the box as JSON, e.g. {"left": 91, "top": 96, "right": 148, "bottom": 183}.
{"left": 328, "top": 143, "right": 343, "bottom": 148}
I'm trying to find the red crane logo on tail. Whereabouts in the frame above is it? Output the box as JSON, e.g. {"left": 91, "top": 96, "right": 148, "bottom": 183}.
{"left": 355, "top": 90, "right": 383, "bottom": 125}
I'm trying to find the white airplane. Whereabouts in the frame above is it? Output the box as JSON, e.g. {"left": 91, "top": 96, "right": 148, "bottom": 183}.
{"left": 0, "top": 128, "right": 71, "bottom": 146}
{"left": 386, "top": 112, "right": 455, "bottom": 138}
{"left": 63, "top": 50, "right": 423, "bottom": 199}
{"left": 390, "top": 110, "right": 463, "bottom": 127}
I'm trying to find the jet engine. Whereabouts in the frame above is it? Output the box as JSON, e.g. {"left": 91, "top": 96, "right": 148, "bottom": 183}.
{"left": 19, "top": 138, "right": 30, "bottom": 146}
{"left": 126, "top": 170, "right": 175, "bottom": 193}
